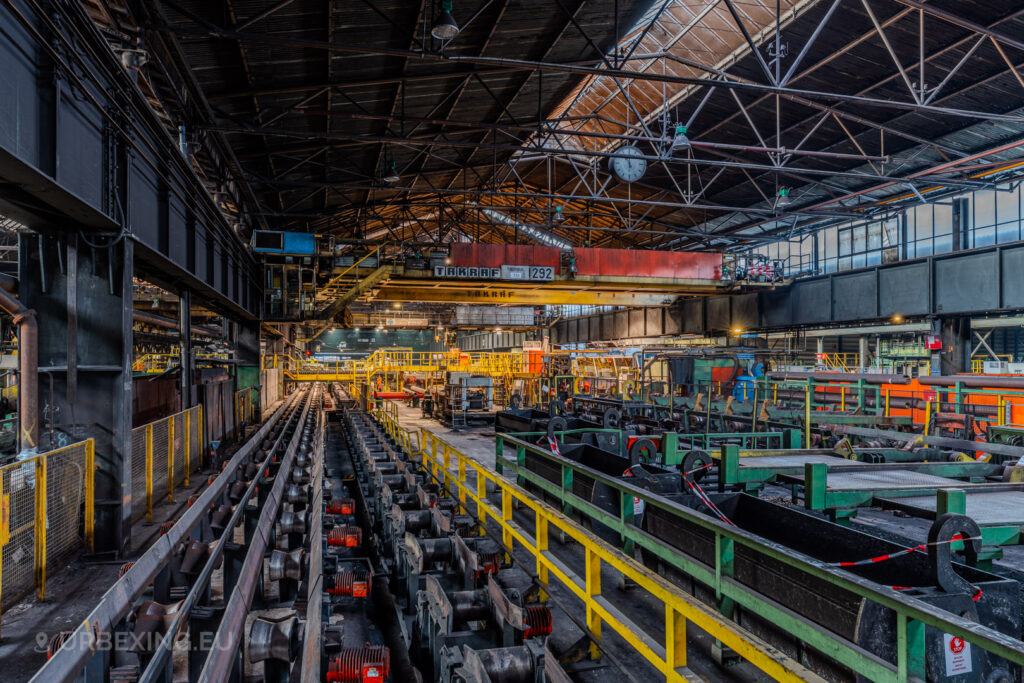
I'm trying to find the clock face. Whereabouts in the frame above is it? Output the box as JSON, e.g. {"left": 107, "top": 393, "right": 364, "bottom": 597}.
{"left": 609, "top": 145, "right": 647, "bottom": 183}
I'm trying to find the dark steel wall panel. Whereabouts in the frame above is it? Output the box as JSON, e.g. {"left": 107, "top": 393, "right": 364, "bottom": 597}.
{"left": 683, "top": 299, "right": 704, "bottom": 334}
{"left": 1003, "top": 246, "right": 1024, "bottom": 308}
{"left": 589, "top": 315, "right": 600, "bottom": 341}
{"left": 645, "top": 307, "right": 663, "bottom": 336}
{"left": 935, "top": 252, "right": 998, "bottom": 313}
{"left": 879, "top": 262, "right": 929, "bottom": 317}
{"left": 665, "top": 305, "right": 683, "bottom": 335}
{"left": 0, "top": 15, "right": 48, "bottom": 171}
{"left": 169, "top": 196, "right": 188, "bottom": 266}
{"left": 732, "top": 294, "right": 758, "bottom": 329}
{"left": 832, "top": 271, "right": 877, "bottom": 321}
{"left": 792, "top": 280, "right": 831, "bottom": 324}
{"left": 129, "top": 158, "right": 160, "bottom": 248}
{"left": 57, "top": 96, "right": 104, "bottom": 209}
{"left": 613, "top": 310, "right": 628, "bottom": 338}
{"left": 759, "top": 288, "right": 791, "bottom": 327}
{"left": 706, "top": 296, "right": 731, "bottom": 332}
{"left": 601, "top": 312, "right": 615, "bottom": 339}
{"left": 628, "top": 308, "right": 646, "bottom": 337}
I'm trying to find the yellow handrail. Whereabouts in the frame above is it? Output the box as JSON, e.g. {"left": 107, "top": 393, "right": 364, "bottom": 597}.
{"left": 129, "top": 405, "right": 204, "bottom": 524}
{"left": 372, "top": 408, "right": 821, "bottom": 682}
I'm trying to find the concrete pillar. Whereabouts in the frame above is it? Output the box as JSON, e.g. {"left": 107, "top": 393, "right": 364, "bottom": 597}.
{"left": 858, "top": 336, "right": 869, "bottom": 371}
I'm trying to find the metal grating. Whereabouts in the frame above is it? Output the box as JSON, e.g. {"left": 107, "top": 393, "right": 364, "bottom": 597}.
{"left": 189, "top": 406, "right": 202, "bottom": 472}
{"left": 130, "top": 428, "right": 148, "bottom": 523}
{"left": 173, "top": 413, "right": 186, "bottom": 486}
{"left": 1, "top": 461, "right": 37, "bottom": 609}
{"left": 44, "top": 443, "right": 88, "bottom": 574}
{"left": 151, "top": 421, "right": 170, "bottom": 503}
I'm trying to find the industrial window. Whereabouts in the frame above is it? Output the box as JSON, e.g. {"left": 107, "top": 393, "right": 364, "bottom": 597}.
{"left": 752, "top": 179, "right": 1020, "bottom": 281}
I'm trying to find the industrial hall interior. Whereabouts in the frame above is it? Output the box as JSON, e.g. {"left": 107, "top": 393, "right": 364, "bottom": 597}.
{"left": 3, "top": 0, "right": 1024, "bottom": 681}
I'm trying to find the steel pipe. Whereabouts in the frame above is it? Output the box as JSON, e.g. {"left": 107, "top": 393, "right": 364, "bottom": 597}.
{"left": 917, "top": 375, "right": 1024, "bottom": 390}
{"left": 132, "top": 309, "right": 223, "bottom": 338}
{"left": 767, "top": 371, "right": 910, "bottom": 384}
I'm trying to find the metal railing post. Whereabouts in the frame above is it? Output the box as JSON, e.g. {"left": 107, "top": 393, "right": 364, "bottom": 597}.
{"left": 184, "top": 408, "right": 191, "bottom": 486}
{"left": 145, "top": 424, "right": 154, "bottom": 523}
{"left": 585, "top": 547, "right": 602, "bottom": 658}
{"left": 167, "top": 416, "right": 175, "bottom": 502}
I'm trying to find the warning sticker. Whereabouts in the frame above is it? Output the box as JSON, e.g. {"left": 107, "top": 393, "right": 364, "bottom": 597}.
{"left": 943, "top": 634, "right": 972, "bottom": 676}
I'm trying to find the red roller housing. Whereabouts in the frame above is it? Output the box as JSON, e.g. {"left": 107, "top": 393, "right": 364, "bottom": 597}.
{"left": 327, "top": 645, "right": 390, "bottom": 683}
{"left": 327, "top": 525, "right": 363, "bottom": 548}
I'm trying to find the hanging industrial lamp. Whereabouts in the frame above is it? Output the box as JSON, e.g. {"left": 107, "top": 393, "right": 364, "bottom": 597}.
{"left": 552, "top": 205, "right": 566, "bottom": 223}
{"left": 777, "top": 187, "right": 792, "bottom": 208}
{"left": 669, "top": 124, "right": 690, "bottom": 152}
{"left": 431, "top": 1, "right": 459, "bottom": 40}
{"left": 383, "top": 161, "right": 400, "bottom": 184}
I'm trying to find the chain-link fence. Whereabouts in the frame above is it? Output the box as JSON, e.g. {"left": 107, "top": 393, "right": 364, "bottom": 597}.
{"left": 129, "top": 405, "right": 204, "bottom": 524}
{"left": 0, "top": 439, "right": 94, "bottom": 636}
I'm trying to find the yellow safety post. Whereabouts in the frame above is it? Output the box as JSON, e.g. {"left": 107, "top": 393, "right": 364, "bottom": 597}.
{"left": 85, "top": 439, "right": 95, "bottom": 552}
{"left": 145, "top": 424, "right": 154, "bottom": 523}
{"left": 536, "top": 512, "right": 549, "bottom": 594}
{"left": 666, "top": 606, "right": 687, "bottom": 670}
{"left": 840, "top": 388, "right": 845, "bottom": 412}
{"left": 443, "top": 444, "right": 451, "bottom": 471}
{"left": 924, "top": 400, "right": 933, "bottom": 436}
{"left": 198, "top": 404, "right": 204, "bottom": 460}
{"left": 34, "top": 454, "right": 47, "bottom": 600}
{"left": 476, "top": 465, "right": 487, "bottom": 527}
{"left": 501, "top": 487, "right": 513, "bottom": 559}
{"left": 585, "top": 547, "right": 602, "bottom": 658}
{"left": 183, "top": 408, "right": 191, "bottom": 487}
{"left": 457, "top": 453, "right": 467, "bottom": 508}
{"left": 885, "top": 390, "right": 891, "bottom": 417}
{"left": 998, "top": 398, "right": 1006, "bottom": 426}
{"left": 167, "top": 417, "right": 175, "bottom": 502}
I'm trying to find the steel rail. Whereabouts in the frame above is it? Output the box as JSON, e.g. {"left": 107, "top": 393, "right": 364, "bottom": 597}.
{"left": 299, "top": 408, "right": 325, "bottom": 683}
{"left": 199, "top": 387, "right": 320, "bottom": 682}
{"left": 136, "top": 391, "right": 313, "bottom": 683}
{"left": 31, "top": 391, "right": 302, "bottom": 682}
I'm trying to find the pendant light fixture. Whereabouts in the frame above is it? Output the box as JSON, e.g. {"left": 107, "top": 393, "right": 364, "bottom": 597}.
{"left": 431, "top": 1, "right": 459, "bottom": 40}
